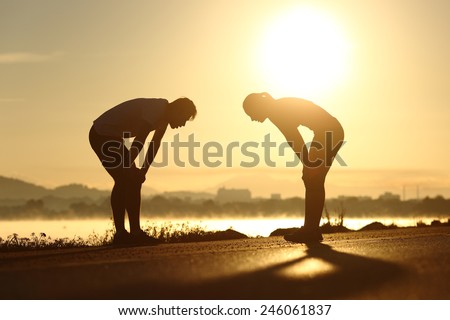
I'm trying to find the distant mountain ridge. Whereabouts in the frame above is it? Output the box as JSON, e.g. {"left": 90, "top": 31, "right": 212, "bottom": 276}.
{"left": 0, "top": 176, "right": 109, "bottom": 200}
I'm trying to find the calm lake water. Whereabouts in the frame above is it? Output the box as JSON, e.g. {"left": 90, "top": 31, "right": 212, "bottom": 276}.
{"left": 0, "top": 216, "right": 447, "bottom": 240}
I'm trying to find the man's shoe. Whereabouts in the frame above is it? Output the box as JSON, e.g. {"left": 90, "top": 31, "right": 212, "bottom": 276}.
{"left": 284, "top": 228, "right": 323, "bottom": 243}
{"left": 112, "top": 231, "right": 133, "bottom": 246}
{"left": 131, "top": 230, "right": 162, "bottom": 246}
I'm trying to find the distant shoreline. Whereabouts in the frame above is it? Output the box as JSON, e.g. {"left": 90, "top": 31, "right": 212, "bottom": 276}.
{"left": 1, "top": 218, "right": 448, "bottom": 252}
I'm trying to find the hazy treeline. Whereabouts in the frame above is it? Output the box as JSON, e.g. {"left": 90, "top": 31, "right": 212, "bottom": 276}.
{"left": 0, "top": 194, "right": 449, "bottom": 220}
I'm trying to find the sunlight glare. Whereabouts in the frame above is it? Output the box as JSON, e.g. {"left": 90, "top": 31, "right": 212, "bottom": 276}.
{"left": 259, "top": 7, "right": 350, "bottom": 97}
{"left": 277, "top": 258, "right": 336, "bottom": 279}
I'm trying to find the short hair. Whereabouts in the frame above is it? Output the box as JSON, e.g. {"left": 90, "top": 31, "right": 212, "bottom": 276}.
{"left": 243, "top": 92, "right": 273, "bottom": 114}
{"left": 170, "top": 97, "right": 197, "bottom": 120}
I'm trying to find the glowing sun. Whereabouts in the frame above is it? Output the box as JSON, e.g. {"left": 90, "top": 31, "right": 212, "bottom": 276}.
{"left": 259, "top": 7, "right": 350, "bottom": 96}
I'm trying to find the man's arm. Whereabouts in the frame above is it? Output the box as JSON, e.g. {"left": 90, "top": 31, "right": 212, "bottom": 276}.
{"left": 141, "top": 123, "right": 168, "bottom": 174}
{"left": 273, "top": 121, "right": 309, "bottom": 165}
{"left": 128, "top": 128, "right": 151, "bottom": 168}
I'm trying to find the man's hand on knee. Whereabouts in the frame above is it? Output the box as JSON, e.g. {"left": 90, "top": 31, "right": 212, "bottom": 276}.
{"left": 128, "top": 167, "right": 146, "bottom": 185}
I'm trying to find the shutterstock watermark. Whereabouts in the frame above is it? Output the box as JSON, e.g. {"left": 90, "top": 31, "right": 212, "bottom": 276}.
{"left": 101, "top": 133, "right": 347, "bottom": 169}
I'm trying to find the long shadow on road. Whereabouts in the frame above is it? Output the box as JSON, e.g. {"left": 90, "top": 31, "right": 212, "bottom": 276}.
{"left": 113, "top": 243, "right": 406, "bottom": 299}
{"left": 0, "top": 243, "right": 407, "bottom": 299}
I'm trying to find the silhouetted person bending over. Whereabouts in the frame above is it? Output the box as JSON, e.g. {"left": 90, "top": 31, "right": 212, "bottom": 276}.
{"left": 89, "top": 97, "right": 197, "bottom": 245}
{"left": 243, "top": 92, "right": 344, "bottom": 243}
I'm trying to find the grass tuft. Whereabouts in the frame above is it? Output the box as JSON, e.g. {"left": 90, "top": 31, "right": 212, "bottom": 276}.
{"left": 0, "top": 221, "right": 244, "bottom": 251}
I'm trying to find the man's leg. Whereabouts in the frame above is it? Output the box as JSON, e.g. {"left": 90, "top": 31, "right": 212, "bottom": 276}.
{"left": 283, "top": 167, "right": 326, "bottom": 243}
{"left": 111, "top": 181, "right": 127, "bottom": 233}
{"left": 303, "top": 168, "right": 326, "bottom": 232}
{"left": 302, "top": 127, "right": 344, "bottom": 231}
{"left": 285, "top": 129, "right": 343, "bottom": 243}
{"left": 304, "top": 128, "right": 344, "bottom": 228}
{"left": 101, "top": 139, "right": 132, "bottom": 237}
{"left": 126, "top": 181, "right": 142, "bottom": 234}
{"left": 303, "top": 132, "right": 328, "bottom": 232}
{"left": 125, "top": 179, "right": 161, "bottom": 245}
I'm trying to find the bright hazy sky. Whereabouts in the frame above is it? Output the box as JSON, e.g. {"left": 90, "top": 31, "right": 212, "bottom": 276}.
{"left": 1, "top": 0, "right": 450, "bottom": 198}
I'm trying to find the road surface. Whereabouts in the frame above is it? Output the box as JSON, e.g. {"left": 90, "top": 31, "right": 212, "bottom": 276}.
{"left": 0, "top": 226, "right": 449, "bottom": 299}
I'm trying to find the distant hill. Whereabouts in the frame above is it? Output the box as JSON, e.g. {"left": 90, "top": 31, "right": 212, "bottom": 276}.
{"left": 0, "top": 176, "right": 108, "bottom": 200}
{"left": 51, "top": 184, "right": 109, "bottom": 199}
{"left": 0, "top": 176, "right": 49, "bottom": 199}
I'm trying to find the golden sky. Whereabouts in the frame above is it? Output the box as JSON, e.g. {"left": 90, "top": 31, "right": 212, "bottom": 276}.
{"left": 1, "top": 0, "right": 449, "bottom": 198}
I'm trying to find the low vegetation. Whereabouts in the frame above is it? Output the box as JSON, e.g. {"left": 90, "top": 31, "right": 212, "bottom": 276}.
{"left": 1, "top": 217, "right": 448, "bottom": 252}
{"left": 0, "top": 221, "right": 247, "bottom": 251}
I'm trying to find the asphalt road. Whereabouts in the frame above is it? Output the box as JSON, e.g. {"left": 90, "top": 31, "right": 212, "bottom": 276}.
{"left": 0, "top": 226, "right": 449, "bottom": 299}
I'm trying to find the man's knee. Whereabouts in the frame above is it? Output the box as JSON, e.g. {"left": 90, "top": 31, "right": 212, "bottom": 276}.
{"left": 302, "top": 169, "right": 326, "bottom": 189}
{"left": 113, "top": 174, "right": 139, "bottom": 190}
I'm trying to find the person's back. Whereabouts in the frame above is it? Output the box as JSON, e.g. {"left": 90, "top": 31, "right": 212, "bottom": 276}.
{"left": 273, "top": 97, "right": 340, "bottom": 133}
{"left": 93, "top": 98, "right": 167, "bottom": 138}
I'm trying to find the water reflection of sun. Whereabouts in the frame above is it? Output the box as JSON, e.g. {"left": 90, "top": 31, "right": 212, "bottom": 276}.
{"left": 258, "top": 6, "right": 350, "bottom": 97}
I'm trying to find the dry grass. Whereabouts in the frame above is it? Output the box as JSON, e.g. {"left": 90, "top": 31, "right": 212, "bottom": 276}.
{"left": 0, "top": 221, "right": 241, "bottom": 251}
